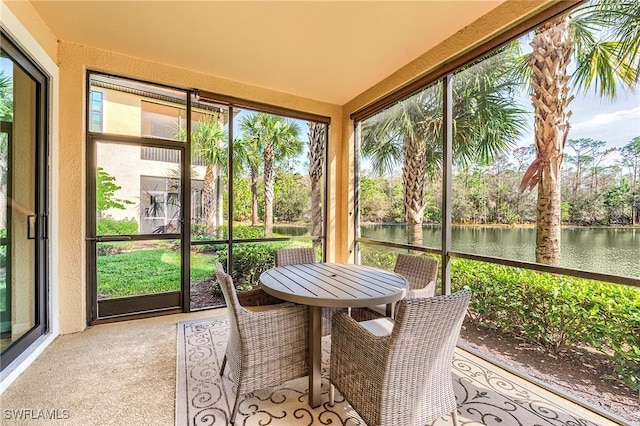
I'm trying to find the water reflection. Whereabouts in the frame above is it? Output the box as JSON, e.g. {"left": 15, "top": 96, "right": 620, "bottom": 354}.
{"left": 360, "top": 224, "right": 639, "bottom": 278}
{"left": 272, "top": 225, "right": 311, "bottom": 237}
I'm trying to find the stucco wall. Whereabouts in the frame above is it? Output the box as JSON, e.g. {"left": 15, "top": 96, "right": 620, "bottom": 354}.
{"left": 337, "top": 0, "right": 557, "bottom": 262}
{"left": 3, "top": 0, "right": 57, "bottom": 61}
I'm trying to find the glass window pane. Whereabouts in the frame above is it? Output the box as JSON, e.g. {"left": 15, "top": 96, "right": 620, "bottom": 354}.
{"left": 448, "top": 16, "right": 640, "bottom": 279}
{"left": 189, "top": 96, "right": 229, "bottom": 241}
{"left": 89, "top": 91, "right": 103, "bottom": 131}
{"left": 0, "top": 54, "right": 38, "bottom": 352}
{"left": 450, "top": 43, "right": 533, "bottom": 260}
{"left": 358, "top": 83, "right": 442, "bottom": 249}
{"left": 190, "top": 244, "right": 225, "bottom": 311}
{"left": 97, "top": 242, "right": 181, "bottom": 298}
{"left": 232, "top": 109, "right": 327, "bottom": 252}
{"left": 89, "top": 74, "right": 187, "bottom": 141}
{"left": 96, "top": 141, "right": 181, "bottom": 235}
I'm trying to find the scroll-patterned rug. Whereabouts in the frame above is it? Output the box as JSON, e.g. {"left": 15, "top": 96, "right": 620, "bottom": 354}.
{"left": 176, "top": 316, "right": 616, "bottom": 426}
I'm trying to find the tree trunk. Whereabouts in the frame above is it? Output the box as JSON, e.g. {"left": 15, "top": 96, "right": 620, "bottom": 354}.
{"left": 527, "top": 16, "right": 573, "bottom": 266}
{"left": 536, "top": 159, "right": 563, "bottom": 264}
{"left": 402, "top": 136, "right": 427, "bottom": 246}
{"left": 202, "top": 165, "right": 216, "bottom": 236}
{"left": 250, "top": 167, "right": 259, "bottom": 226}
{"left": 214, "top": 112, "right": 224, "bottom": 229}
{"left": 215, "top": 175, "right": 223, "bottom": 227}
{"left": 308, "top": 122, "right": 325, "bottom": 250}
{"left": 633, "top": 166, "right": 638, "bottom": 226}
{"left": 264, "top": 144, "right": 275, "bottom": 238}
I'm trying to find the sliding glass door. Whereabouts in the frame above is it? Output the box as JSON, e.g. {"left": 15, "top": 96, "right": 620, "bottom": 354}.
{"left": 0, "top": 32, "right": 49, "bottom": 371}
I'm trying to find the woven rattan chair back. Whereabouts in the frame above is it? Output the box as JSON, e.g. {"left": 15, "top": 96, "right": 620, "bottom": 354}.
{"left": 386, "top": 290, "right": 470, "bottom": 425}
{"left": 215, "top": 262, "right": 309, "bottom": 424}
{"left": 275, "top": 247, "right": 316, "bottom": 266}
{"left": 215, "top": 263, "right": 242, "bottom": 376}
{"left": 330, "top": 289, "right": 471, "bottom": 426}
{"left": 393, "top": 254, "right": 438, "bottom": 292}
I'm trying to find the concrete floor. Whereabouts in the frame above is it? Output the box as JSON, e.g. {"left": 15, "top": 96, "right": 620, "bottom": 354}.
{"left": 0, "top": 307, "right": 624, "bottom": 426}
{"left": 0, "top": 309, "right": 220, "bottom": 426}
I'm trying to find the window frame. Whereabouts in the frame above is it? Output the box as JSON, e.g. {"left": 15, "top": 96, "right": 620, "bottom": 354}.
{"left": 352, "top": 0, "right": 639, "bottom": 290}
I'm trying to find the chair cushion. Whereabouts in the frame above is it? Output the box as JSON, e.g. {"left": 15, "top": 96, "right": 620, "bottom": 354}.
{"left": 406, "top": 285, "right": 435, "bottom": 299}
{"left": 359, "top": 318, "right": 394, "bottom": 337}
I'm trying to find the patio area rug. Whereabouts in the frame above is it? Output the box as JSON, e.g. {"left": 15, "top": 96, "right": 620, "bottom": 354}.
{"left": 176, "top": 316, "right": 617, "bottom": 426}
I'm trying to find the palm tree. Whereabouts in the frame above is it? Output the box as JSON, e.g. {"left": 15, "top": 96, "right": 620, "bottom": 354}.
{"left": 238, "top": 113, "right": 303, "bottom": 237}
{"left": 236, "top": 116, "right": 264, "bottom": 227}
{"left": 308, "top": 122, "right": 326, "bottom": 250}
{"left": 362, "top": 44, "right": 527, "bottom": 246}
{"left": 182, "top": 113, "right": 228, "bottom": 236}
{"left": 519, "top": 0, "right": 640, "bottom": 265}
{"left": 0, "top": 72, "right": 12, "bottom": 122}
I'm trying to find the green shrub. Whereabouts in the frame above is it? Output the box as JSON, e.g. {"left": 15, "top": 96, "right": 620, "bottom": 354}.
{"left": 452, "top": 258, "right": 640, "bottom": 391}
{"left": 97, "top": 242, "right": 133, "bottom": 256}
{"left": 189, "top": 224, "right": 266, "bottom": 253}
{"left": 230, "top": 225, "right": 265, "bottom": 240}
{"left": 217, "top": 241, "right": 291, "bottom": 290}
{"left": 359, "top": 247, "right": 397, "bottom": 271}
{"left": 97, "top": 217, "right": 138, "bottom": 235}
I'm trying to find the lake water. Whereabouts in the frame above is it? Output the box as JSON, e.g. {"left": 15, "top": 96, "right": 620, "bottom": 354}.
{"left": 274, "top": 224, "right": 639, "bottom": 279}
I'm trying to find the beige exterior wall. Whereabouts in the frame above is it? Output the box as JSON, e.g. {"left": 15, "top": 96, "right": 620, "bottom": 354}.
{"left": 92, "top": 86, "right": 207, "bottom": 230}
{"left": 337, "top": 0, "right": 557, "bottom": 263}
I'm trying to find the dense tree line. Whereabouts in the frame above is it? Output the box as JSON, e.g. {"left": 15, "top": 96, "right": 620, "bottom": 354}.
{"left": 359, "top": 136, "right": 640, "bottom": 226}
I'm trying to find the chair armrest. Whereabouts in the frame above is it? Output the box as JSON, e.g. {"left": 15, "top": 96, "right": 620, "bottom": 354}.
{"left": 237, "top": 303, "right": 309, "bottom": 353}
{"left": 331, "top": 312, "right": 390, "bottom": 368}
{"left": 330, "top": 311, "right": 390, "bottom": 418}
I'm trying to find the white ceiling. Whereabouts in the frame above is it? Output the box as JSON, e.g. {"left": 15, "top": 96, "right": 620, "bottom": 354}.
{"left": 29, "top": 1, "right": 507, "bottom": 105}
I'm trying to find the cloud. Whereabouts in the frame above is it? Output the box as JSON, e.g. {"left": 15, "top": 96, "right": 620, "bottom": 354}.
{"left": 571, "top": 106, "right": 640, "bottom": 132}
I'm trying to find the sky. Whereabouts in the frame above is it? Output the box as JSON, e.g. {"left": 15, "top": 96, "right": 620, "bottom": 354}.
{"left": 513, "top": 83, "right": 640, "bottom": 167}
{"left": 511, "top": 27, "right": 640, "bottom": 168}
{"left": 0, "top": 58, "right": 11, "bottom": 79}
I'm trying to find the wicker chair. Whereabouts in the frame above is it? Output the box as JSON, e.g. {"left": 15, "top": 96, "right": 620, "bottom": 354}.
{"left": 215, "top": 263, "right": 309, "bottom": 424}
{"left": 370, "top": 253, "right": 439, "bottom": 318}
{"left": 330, "top": 290, "right": 472, "bottom": 426}
{"left": 274, "top": 247, "right": 317, "bottom": 266}
{"left": 274, "top": 247, "right": 345, "bottom": 336}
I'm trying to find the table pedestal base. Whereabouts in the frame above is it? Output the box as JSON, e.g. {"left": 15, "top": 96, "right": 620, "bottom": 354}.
{"left": 309, "top": 305, "right": 322, "bottom": 408}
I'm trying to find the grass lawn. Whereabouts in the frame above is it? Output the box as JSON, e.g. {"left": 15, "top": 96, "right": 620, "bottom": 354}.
{"left": 97, "top": 248, "right": 216, "bottom": 299}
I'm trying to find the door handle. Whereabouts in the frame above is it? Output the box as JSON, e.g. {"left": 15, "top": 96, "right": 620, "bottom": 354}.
{"left": 27, "top": 215, "right": 36, "bottom": 240}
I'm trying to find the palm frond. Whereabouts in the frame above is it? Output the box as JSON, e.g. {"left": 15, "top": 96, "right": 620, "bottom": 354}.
{"left": 571, "top": 0, "right": 640, "bottom": 98}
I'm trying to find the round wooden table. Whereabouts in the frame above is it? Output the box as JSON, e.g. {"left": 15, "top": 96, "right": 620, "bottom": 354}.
{"left": 260, "top": 262, "right": 408, "bottom": 408}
